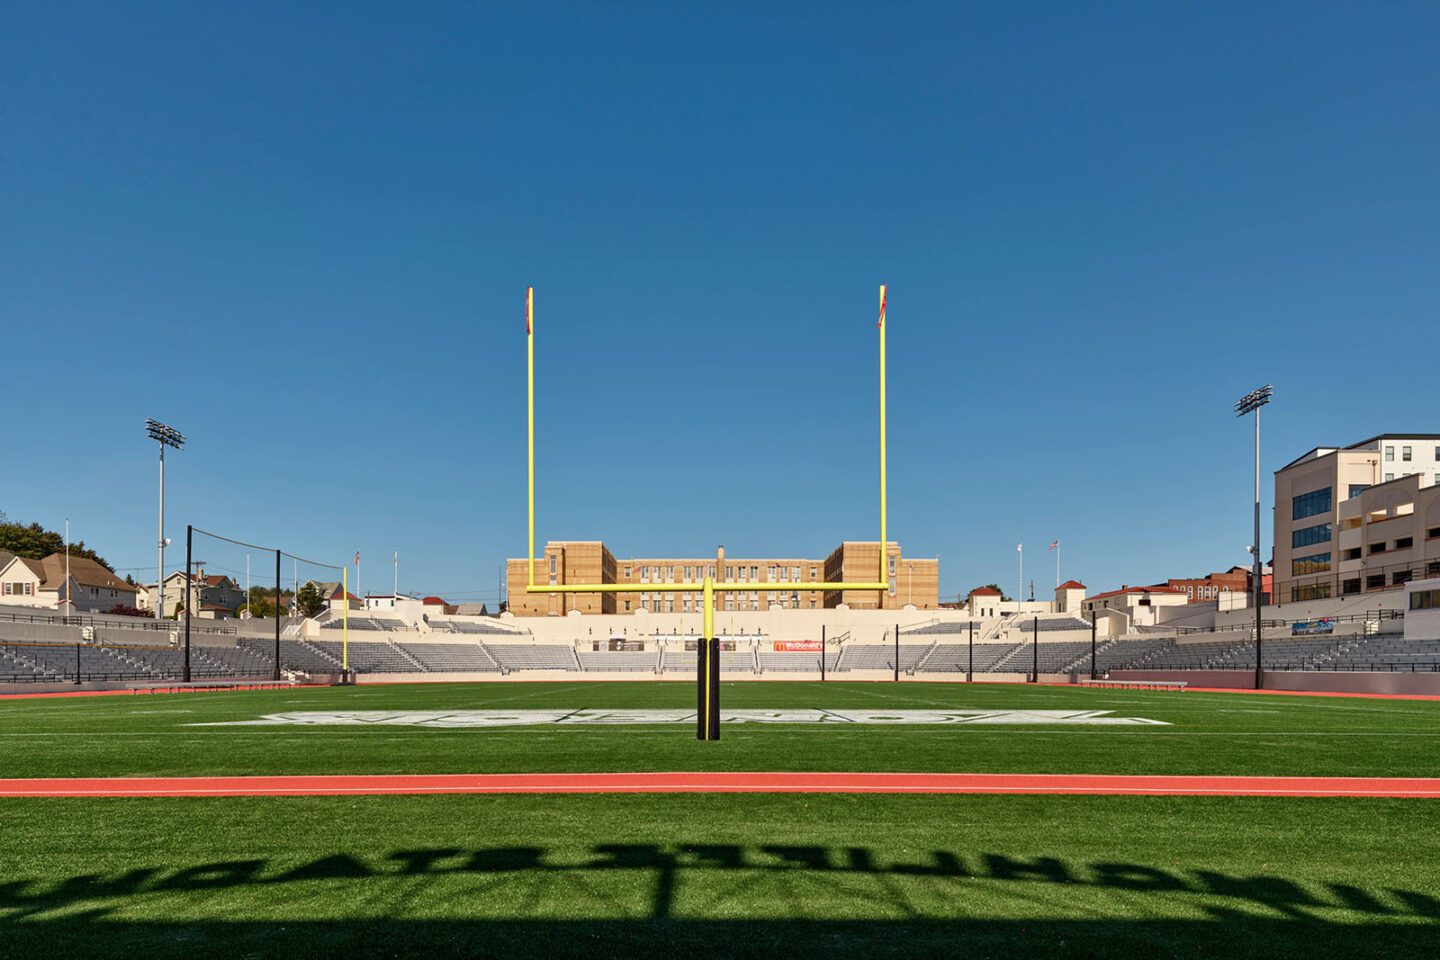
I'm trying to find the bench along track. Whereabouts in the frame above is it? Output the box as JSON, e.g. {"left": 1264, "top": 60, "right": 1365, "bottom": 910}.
{"left": 2, "top": 772, "right": 1438, "bottom": 797}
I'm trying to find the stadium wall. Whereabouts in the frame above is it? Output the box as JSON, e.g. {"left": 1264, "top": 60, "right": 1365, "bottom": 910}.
{"left": 1109, "top": 669, "right": 1440, "bottom": 696}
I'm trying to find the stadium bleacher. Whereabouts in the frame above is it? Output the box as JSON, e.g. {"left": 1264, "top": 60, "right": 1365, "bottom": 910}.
{"left": 484, "top": 644, "right": 580, "bottom": 672}
{"left": 576, "top": 650, "right": 658, "bottom": 672}
{"left": 401, "top": 642, "right": 500, "bottom": 672}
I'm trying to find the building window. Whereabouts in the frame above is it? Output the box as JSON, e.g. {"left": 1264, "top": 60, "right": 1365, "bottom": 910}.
{"left": 1385, "top": 446, "right": 1395, "bottom": 461}
{"left": 1403, "top": 446, "right": 1412, "bottom": 461}
{"left": 750, "top": 566, "right": 758, "bottom": 580}
{"left": 1291, "top": 552, "right": 1331, "bottom": 576}
{"left": 1412, "top": 589, "right": 1440, "bottom": 611}
{"left": 1343, "top": 547, "right": 1363, "bottom": 560}
{"left": 1342, "top": 578, "right": 1362, "bottom": 595}
{"left": 1291, "top": 523, "right": 1332, "bottom": 549}
{"left": 790, "top": 566, "right": 799, "bottom": 581}
{"left": 624, "top": 566, "right": 631, "bottom": 578}
{"left": 1368, "top": 543, "right": 1387, "bottom": 555}
{"left": 1393, "top": 571, "right": 1413, "bottom": 586}
{"left": 1291, "top": 487, "right": 1332, "bottom": 520}
{"left": 1291, "top": 583, "right": 1331, "bottom": 602}
{"left": 624, "top": 599, "right": 631, "bottom": 612}
{"left": 1348, "top": 484, "right": 1369, "bottom": 499}
{"left": 810, "top": 566, "right": 818, "bottom": 578}
{"left": 1385, "top": 474, "right": 1394, "bottom": 482}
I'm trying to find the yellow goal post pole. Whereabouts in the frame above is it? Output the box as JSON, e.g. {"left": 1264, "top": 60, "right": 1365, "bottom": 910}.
{"left": 527, "top": 286, "right": 535, "bottom": 591}
{"left": 878, "top": 283, "right": 888, "bottom": 589}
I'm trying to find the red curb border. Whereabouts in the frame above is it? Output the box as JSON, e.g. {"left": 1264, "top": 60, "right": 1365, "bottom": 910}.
{"left": 2, "top": 771, "right": 1438, "bottom": 798}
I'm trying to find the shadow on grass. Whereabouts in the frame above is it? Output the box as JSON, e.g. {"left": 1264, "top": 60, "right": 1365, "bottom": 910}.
{"left": 3, "top": 844, "right": 1437, "bottom": 958}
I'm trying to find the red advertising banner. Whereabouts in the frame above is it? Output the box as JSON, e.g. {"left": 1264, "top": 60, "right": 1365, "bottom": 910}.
{"left": 773, "top": 640, "right": 822, "bottom": 652}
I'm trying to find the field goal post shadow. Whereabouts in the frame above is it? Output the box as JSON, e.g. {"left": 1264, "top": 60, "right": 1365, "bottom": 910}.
{"left": 524, "top": 286, "right": 894, "bottom": 740}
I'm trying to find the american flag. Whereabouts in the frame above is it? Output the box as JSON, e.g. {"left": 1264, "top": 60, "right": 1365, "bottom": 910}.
{"left": 354, "top": 550, "right": 360, "bottom": 565}
{"left": 1049, "top": 540, "right": 1060, "bottom": 551}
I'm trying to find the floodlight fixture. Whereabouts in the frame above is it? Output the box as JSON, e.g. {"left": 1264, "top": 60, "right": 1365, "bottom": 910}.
{"left": 1234, "top": 385, "right": 1273, "bottom": 417}
{"left": 145, "top": 419, "right": 186, "bottom": 449}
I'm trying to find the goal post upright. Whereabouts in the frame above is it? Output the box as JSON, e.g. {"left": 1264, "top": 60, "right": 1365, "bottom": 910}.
{"left": 879, "top": 283, "right": 887, "bottom": 588}
{"left": 524, "top": 285, "right": 892, "bottom": 740}
{"left": 527, "top": 286, "right": 536, "bottom": 593}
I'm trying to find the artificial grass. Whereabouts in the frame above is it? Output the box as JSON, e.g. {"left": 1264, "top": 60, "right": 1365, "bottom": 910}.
{"left": 0, "top": 681, "right": 1438, "bottom": 779}
{"left": 2, "top": 793, "right": 1436, "bottom": 959}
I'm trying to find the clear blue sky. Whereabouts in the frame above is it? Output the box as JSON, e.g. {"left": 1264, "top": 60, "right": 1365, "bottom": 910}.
{"left": 4, "top": 2, "right": 1438, "bottom": 604}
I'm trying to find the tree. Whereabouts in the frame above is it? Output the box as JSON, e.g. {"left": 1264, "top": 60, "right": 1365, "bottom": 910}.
{"left": 0, "top": 519, "right": 113, "bottom": 571}
{"left": 967, "top": 583, "right": 1011, "bottom": 602}
{"left": 296, "top": 582, "right": 326, "bottom": 619}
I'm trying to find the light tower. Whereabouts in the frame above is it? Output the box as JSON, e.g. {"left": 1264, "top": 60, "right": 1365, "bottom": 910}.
{"left": 145, "top": 419, "right": 185, "bottom": 620}
{"left": 1234, "top": 385, "right": 1272, "bottom": 690}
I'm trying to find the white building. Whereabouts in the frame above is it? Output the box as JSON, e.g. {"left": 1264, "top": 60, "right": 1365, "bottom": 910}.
{"left": 1081, "top": 584, "right": 1189, "bottom": 627}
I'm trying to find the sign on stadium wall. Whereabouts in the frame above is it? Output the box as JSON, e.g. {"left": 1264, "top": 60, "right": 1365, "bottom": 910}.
{"left": 773, "top": 640, "right": 822, "bottom": 652}
{"left": 1291, "top": 619, "right": 1335, "bottom": 636}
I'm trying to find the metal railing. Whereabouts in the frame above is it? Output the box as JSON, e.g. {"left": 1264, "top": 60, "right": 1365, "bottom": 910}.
{"left": 0, "top": 609, "right": 235, "bottom": 635}
{"left": 1174, "top": 611, "right": 1403, "bottom": 637}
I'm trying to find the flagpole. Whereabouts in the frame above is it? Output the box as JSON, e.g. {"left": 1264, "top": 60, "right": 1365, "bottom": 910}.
{"left": 1017, "top": 543, "right": 1023, "bottom": 611}
{"left": 393, "top": 551, "right": 399, "bottom": 601}
{"left": 1056, "top": 542, "right": 1061, "bottom": 587}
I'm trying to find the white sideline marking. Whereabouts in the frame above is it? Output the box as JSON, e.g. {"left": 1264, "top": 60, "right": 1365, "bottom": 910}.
{"left": 194, "top": 709, "right": 1170, "bottom": 728}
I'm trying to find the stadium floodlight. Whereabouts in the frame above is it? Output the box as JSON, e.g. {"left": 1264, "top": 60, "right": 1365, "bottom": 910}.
{"left": 526, "top": 286, "right": 894, "bottom": 741}
{"left": 145, "top": 419, "right": 186, "bottom": 622}
{"left": 1234, "top": 385, "right": 1272, "bottom": 690}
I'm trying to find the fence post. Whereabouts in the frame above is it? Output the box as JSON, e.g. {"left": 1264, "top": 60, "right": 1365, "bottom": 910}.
{"left": 183, "top": 524, "right": 192, "bottom": 683}
{"left": 274, "top": 549, "right": 282, "bottom": 682}
{"left": 75, "top": 642, "right": 81, "bottom": 685}
{"left": 1090, "top": 611, "right": 1098, "bottom": 680}
{"left": 1031, "top": 615, "right": 1039, "bottom": 682}
{"left": 894, "top": 623, "right": 900, "bottom": 682}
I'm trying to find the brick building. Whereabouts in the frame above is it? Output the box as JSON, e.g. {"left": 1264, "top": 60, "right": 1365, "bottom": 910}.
{"left": 506, "top": 541, "right": 939, "bottom": 616}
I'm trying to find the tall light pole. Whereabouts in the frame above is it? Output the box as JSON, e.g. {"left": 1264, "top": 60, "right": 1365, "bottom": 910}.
{"left": 1235, "top": 385, "right": 1272, "bottom": 691}
{"left": 145, "top": 420, "right": 186, "bottom": 621}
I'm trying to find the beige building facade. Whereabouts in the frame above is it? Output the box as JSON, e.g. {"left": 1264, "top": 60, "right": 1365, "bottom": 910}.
{"left": 1274, "top": 435, "right": 1440, "bottom": 604}
{"left": 507, "top": 541, "right": 939, "bottom": 616}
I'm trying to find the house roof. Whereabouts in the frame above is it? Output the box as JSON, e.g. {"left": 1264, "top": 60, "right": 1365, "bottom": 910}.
{"left": 969, "top": 587, "right": 1001, "bottom": 596}
{"left": 422, "top": 596, "right": 449, "bottom": 605}
{"left": 3, "top": 556, "right": 45, "bottom": 580}
{"left": 1057, "top": 580, "right": 1086, "bottom": 591}
{"left": 38, "top": 555, "right": 136, "bottom": 593}
{"left": 1086, "top": 584, "right": 1184, "bottom": 602}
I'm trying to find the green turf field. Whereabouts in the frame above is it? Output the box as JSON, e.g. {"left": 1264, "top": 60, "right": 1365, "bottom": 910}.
{"left": 2, "top": 682, "right": 1437, "bottom": 958}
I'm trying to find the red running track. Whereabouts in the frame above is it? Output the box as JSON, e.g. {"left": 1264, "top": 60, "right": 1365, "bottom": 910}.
{"left": 2, "top": 772, "right": 1439, "bottom": 798}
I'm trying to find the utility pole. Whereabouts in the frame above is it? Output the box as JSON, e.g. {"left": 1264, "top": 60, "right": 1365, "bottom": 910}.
{"left": 1235, "top": 385, "right": 1273, "bottom": 691}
